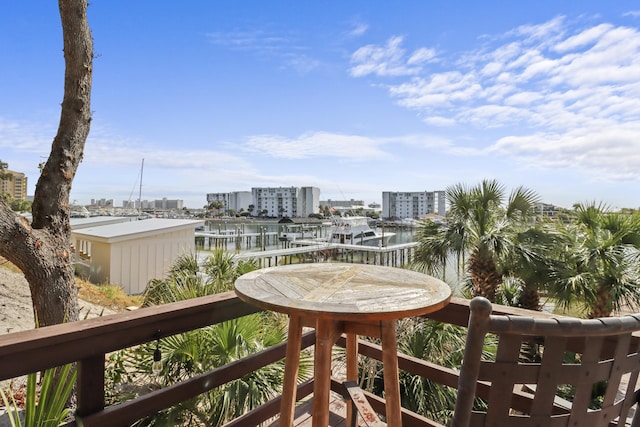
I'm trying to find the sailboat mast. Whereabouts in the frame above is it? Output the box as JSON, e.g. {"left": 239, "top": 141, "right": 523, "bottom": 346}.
{"left": 138, "top": 158, "right": 144, "bottom": 215}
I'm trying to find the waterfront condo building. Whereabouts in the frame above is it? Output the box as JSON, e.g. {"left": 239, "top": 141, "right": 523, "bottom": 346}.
{"left": 252, "top": 186, "right": 320, "bottom": 218}
{"left": 206, "top": 191, "right": 252, "bottom": 215}
{"left": 0, "top": 170, "right": 28, "bottom": 201}
{"left": 382, "top": 190, "right": 446, "bottom": 219}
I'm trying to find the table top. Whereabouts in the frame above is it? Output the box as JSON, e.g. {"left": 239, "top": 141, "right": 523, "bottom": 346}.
{"left": 234, "top": 263, "right": 451, "bottom": 320}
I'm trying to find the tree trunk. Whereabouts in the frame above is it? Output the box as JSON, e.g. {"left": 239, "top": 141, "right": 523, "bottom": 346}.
{"left": 517, "top": 285, "right": 541, "bottom": 311}
{"left": 468, "top": 248, "right": 501, "bottom": 302}
{"left": 589, "top": 285, "right": 612, "bottom": 319}
{"left": 0, "top": 0, "right": 92, "bottom": 327}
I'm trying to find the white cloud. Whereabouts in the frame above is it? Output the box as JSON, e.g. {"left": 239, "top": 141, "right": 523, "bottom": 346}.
{"left": 242, "top": 131, "right": 388, "bottom": 160}
{"left": 348, "top": 22, "right": 369, "bottom": 37}
{"left": 349, "top": 36, "right": 436, "bottom": 77}
{"left": 351, "top": 16, "right": 640, "bottom": 182}
{"left": 0, "top": 117, "right": 56, "bottom": 155}
{"left": 504, "top": 91, "right": 544, "bottom": 106}
{"left": 206, "top": 28, "right": 319, "bottom": 73}
{"left": 206, "top": 30, "right": 290, "bottom": 50}
{"left": 408, "top": 47, "right": 437, "bottom": 65}
{"left": 490, "top": 125, "right": 640, "bottom": 180}
{"left": 423, "top": 116, "right": 456, "bottom": 127}
{"left": 553, "top": 23, "right": 612, "bottom": 52}
{"left": 511, "top": 15, "right": 566, "bottom": 45}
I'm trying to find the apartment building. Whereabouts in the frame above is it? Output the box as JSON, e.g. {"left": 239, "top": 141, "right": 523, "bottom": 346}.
{"left": 382, "top": 190, "right": 446, "bottom": 219}
{"left": 296, "top": 186, "right": 320, "bottom": 217}
{"left": 252, "top": 186, "right": 320, "bottom": 217}
{"left": 122, "top": 198, "right": 184, "bottom": 210}
{"left": 206, "top": 191, "right": 252, "bottom": 214}
{"left": 91, "top": 198, "right": 115, "bottom": 207}
{"left": 0, "top": 170, "right": 28, "bottom": 201}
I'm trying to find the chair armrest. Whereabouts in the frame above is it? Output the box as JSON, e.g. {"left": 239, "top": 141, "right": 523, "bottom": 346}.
{"left": 343, "top": 381, "right": 387, "bottom": 427}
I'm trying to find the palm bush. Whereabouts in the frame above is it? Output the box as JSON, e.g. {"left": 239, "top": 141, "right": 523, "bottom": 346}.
{"left": 106, "top": 250, "right": 311, "bottom": 426}
{"left": 547, "top": 203, "right": 640, "bottom": 318}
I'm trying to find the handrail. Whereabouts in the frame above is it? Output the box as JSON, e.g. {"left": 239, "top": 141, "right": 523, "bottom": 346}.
{"left": 71, "top": 332, "right": 317, "bottom": 427}
{"left": 0, "top": 291, "right": 260, "bottom": 379}
{"left": 0, "top": 292, "right": 270, "bottom": 425}
{"left": 0, "top": 293, "right": 586, "bottom": 426}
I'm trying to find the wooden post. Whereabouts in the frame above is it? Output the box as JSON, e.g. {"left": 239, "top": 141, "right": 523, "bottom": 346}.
{"left": 76, "top": 354, "right": 106, "bottom": 417}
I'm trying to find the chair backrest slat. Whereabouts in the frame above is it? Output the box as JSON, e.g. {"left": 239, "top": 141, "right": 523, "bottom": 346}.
{"left": 451, "top": 297, "right": 640, "bottom": 427}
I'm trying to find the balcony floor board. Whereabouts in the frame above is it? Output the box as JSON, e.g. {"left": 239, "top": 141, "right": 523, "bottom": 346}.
{"left": 267, "top": 392, "right": 373, "bottom": 426}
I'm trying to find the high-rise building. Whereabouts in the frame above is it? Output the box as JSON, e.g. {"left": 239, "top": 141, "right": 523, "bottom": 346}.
{"left": 154, "top": 198, "right": 183, "bottom": 210}
{"left": 251, "top": 186, "right": 320, "bottom": 217}
{"left": 122, "top": 198, "right": 184, "bottom": 210}
{"left": 0, "top": 170, "right": 28, "bottom": 201}
{"left": 91, "top": 198, "right": 115, "bottom": 207}
{"left": 382, "top": 191, "right": 446, "bottom": 219}
{"left": 297, "top": 186, "right": 320, "bottom": 217}
{"left": 206, "top": 191, "right": 252, "bottom": 214}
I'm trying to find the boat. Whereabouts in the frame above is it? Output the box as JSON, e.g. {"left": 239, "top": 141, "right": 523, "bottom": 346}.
{"left": 329, "top": 216, "right": 394, "bottom": 246}
{"left": 70, "top": 204, "right": 90, "bottom": 218}
{"left": 279, "top": 225, "right": 318, "bottom": 242}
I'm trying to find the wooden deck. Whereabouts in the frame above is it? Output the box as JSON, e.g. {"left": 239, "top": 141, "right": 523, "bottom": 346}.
{"left": 266, "top": 392, "right": 367, "bottom": 427}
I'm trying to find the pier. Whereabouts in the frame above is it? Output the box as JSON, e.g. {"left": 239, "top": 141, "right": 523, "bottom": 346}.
{"left": 195, "top": 220, "right": 418, "bottom": 268}
{"left": 198, "top": 240, "right": 419, "bottom": 268}
{"left": 195, "top": 230, "right": 280, "bottom": 251}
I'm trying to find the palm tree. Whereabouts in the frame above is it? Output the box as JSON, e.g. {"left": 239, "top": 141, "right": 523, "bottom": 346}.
{"left": 413, "top": 179, "right": 540, "bottom": 303}
{"left": 548, "top": 203, "right": 640, "bottom": 318}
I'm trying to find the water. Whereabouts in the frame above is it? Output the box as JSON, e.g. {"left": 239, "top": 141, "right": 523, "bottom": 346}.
{"left": 200, "top": 219, "right": 418, "bottom": 253}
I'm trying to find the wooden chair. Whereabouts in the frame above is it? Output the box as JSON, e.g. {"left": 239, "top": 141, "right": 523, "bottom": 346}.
{"left": 452, "top": 297, "right": 640, "bottom": 427}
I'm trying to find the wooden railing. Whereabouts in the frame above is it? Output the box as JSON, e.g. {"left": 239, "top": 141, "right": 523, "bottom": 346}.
{"left": 0, "top": 294, "right": 566, "bottom": 426}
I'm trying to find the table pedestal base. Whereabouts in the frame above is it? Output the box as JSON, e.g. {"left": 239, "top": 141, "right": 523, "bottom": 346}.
{"left": 280, "top": 315, "right": 401, "bottom": 427}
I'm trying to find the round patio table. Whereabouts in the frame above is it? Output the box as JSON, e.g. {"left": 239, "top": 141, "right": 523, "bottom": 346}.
{"left": 234, "top": 263, "right": 451, "bottom": 427}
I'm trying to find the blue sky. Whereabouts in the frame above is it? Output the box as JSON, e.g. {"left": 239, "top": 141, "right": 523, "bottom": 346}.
{"left": 2, "top": 1, "right": 640, "bottom": 210}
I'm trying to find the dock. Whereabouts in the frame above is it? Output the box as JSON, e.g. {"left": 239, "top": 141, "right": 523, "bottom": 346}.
{"left": 195, "top": 230, "right": 281, "bottom": 251}
{"left": 198, "top": 240, "right": 419, "bottom": 268}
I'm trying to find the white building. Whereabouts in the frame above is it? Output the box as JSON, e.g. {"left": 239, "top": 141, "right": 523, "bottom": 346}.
{"left": 296, "top": 186, "right": 320, "bottom": 217}
{"left": 72, "top": 218, "right": 203, "bottom": 294}
{"left": 206, "top": 191, "right": 252, "bottom": 214}
{"left": 252, "top": 186, "right": 320, "bottom": 218}
{"left": 123, "top": 198, "right": 184, "bottom": 210}
{"left": 154, "top": 198, "right": 183, "bottom": 210}
{"left": 90, "top": 198, "right": 115, "bottom": 207}
{"left": 382, "top": 191, "right": 446, "bottom": 219}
